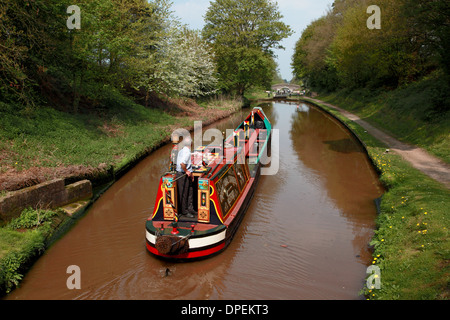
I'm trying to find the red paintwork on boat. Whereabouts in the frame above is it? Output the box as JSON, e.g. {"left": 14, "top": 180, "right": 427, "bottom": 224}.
{"left": 145, "top": 107, "right": 270, "bottom": 260}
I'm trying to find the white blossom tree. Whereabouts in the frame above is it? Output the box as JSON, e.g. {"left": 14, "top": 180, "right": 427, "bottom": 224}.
{"left": 156, "top": 26, "right": 218, "bottom": 97}
{"left": 130, "top": 1, "right": 218, "bottom": 102}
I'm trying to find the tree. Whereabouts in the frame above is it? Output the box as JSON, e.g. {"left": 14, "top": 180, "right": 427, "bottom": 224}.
{"left": 215, "top": 46, "right": 276, "bottom": 94}
{"left": 0, "top": 0, "right": 67, "bottom": 107}
{"left": 129, "top": 1, "right": 218, "bottom": 102}
{"left": 329, "top": 0, "right": 422, "bottom": 88}
{"left": 123, "top": 0, "right": 174, "bottom": 105}
{"left": 202, "top": 0, "right": 292, "bottom": 96}
{"left": 292, "top": 0, "right": 446, "bottom": 91}
{"left": 153, "top": 26, "right": 218, "bottom": 98}
{"left": 402, "top": 0, "right": 450, "bottom": 76}
{"left": 291, "top": 15, "right": 339, "bottom": 91}
{"left": 61, "top": 0, "right": 160, "bottom": 112}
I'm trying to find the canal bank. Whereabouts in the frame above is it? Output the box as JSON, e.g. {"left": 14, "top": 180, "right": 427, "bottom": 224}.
{"left": 0, "top": 95, "right": 244, "bottom": 296}
{"left": 296, "top": 97, "right": 449, "bottom": 300}
{"left": 4, "top": 101, "right": 384, "bottom": 300}
{"left": 1, "top": 96, "right": 447, "bottom": 300}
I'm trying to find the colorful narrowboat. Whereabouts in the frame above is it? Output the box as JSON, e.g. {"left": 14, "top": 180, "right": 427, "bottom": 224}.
{"left": 145, "top": 107, "right": 271, "bottom": 260}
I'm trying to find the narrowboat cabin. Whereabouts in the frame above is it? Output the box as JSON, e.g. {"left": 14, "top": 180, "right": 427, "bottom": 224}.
{"left": 145, "top": 107, "right": 271, "bottom": 260}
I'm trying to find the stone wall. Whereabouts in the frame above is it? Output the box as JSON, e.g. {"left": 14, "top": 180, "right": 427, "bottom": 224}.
{"left": 0, "top": 179, "right": 92, "bottom": 223}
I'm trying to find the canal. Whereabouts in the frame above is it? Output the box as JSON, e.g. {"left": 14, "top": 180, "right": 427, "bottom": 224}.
{"left": 6, "top": 101, "right": 384, "bottom": 300}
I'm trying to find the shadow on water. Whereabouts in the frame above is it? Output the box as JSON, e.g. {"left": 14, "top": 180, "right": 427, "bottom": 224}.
{"left": 323, "top": 139, "right": 364, "bottom": 154}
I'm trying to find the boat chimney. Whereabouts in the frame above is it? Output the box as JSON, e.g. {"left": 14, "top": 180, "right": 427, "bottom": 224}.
{"left": 171, "top": 222, "right": 179, "bottom": 235}
{"left": 244, "top": 121, "right": 249, "bottom": 140}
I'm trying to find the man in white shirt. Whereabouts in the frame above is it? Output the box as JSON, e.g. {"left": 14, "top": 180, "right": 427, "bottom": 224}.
{"left": 176, "top": 136, "right": 196, "bottom": 218}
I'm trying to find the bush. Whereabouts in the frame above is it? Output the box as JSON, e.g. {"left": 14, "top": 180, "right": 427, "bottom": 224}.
{"left": 7, "top": 207, "right": 60, "bottom": 230}
{"left": 0, "top": 230, "right": 45, "bottom": 295}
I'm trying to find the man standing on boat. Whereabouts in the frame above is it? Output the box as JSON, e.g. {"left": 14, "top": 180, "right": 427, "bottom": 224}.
{"left": 176, "top": 136, "right": 196, "bottom": 218}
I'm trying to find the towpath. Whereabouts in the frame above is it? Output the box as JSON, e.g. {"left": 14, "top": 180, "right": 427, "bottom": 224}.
{"left": 308, "top": 98, "right": 450, "bottom": 189}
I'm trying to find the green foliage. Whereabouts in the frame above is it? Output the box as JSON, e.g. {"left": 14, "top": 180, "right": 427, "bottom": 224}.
{"left": 56, "top": 0, "right": 163, "bottom": 112}
{"left": 215, "top": 47, "right": 276, "bottom": 94}
{"left": 292, "top": 15, "right": 339, "bottom": 91}
{"left": 0, "top": 229, "right": 46, "bottom": 295}
{"left": 1, "top": 254, "right": 23, "bottom": 293}
{"left": 367, "top": 152, "right": 450, "bottom": 300}
{"left": 203, "top": 0, "right": 292, "bottom": 96}
{"left": 318, "top": 72, "right": 450, "bottom": 163}
{"left": 7, "top": 207, "right": 60, "bottom": 230}
{"left": 402, "top": 0, "right": 450, "bottom": 75}
{"left": 0, "top": 0, "right": 66, "bottom": 106}
{"left": 0, "top": 207, "right": 51, "bottom": 295}
{"left": 292, "top": 0, "right": 450, "bottom": 91}
{"left": 0, "top": 90, "right": 176, "bottom": 171}
{"left": 1, "top": 0, "right": 220, "bottom": 111}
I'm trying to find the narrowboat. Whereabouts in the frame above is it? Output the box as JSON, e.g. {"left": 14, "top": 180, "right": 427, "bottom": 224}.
{"left": 145, "top": 107, "right": 271, "bottom": 260}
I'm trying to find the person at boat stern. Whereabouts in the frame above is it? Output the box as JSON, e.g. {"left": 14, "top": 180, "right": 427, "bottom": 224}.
{"left": 176, "top": 136, "right": 196, "bottom": 218}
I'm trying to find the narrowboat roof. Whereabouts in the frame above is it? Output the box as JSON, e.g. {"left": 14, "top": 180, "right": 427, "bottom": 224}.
{"left": 188, "top": 107, "right": 270, "bottom": 181}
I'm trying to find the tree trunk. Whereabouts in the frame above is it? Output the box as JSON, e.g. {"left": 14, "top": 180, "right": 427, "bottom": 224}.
{"left": 72, "top": 69, "right": 83, "bottom": 114}
{"left": 72, "top": 72, "right": 80, "bottom": 114}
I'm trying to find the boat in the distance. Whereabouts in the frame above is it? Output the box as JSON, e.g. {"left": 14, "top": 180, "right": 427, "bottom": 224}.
{"left": 145, "top": 107, "right": 271, "bottom": 260}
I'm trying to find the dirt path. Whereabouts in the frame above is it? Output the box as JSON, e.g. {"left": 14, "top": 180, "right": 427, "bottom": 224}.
{"left": 309, "top": 98, "right": 450, "bottom": 189}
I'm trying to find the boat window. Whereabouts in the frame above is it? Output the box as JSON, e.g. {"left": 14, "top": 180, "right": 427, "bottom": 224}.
{"left": 215, "top": 167, "right": 240, "bottom": 216}
{"left": 234, "top": 163, "right": 248, "bottom": 190}
{"left": 246, "top": 156, "right": 257, "bottom": 178}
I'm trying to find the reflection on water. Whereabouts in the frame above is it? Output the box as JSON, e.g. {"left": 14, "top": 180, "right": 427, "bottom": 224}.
{"left": 5, "top": 101, "right": 383, "bottom": 300}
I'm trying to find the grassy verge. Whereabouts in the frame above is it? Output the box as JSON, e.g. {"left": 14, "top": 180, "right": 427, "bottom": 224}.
{"left": 316, "top": 73, "right": 450, "bottom": 164}
{"left": 0, "top": 92, "right": 176, "bottom": 177}
{"left": 301, "top": 97, "right": 449, "bottom": 300}
{"left": 0, "top": 207, "right": 66, "bottom": 294}
{"left": 0, "top": 91, "right": 242, "bottom": 191}
{"left": 244, "top": 86, "right": 273, "bottom": 101}
{"left": 0, "top": 91, "right": 243, "bottom": 296}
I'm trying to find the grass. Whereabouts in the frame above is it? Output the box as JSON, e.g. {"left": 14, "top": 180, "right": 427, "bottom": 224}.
{"left": 244, "top": 86, "right": 273, "bottom": 101}
{"left": 197, "top": 94, "right": 244, "bottom": 113}
{"left": 366, "top": 149, "right": 449, "bottom": 300}
{"left": 302, "top": 97, "right": 450, "bottom": 300}
{"left": 0, "top": 207, "right": 65, "bottom": 294}
{"left": 0, "top": 93, "right": 177, "bottom": 174}
{"left": 316, "top": 73, "right": 450, "bottom": 164}
{"left": 0, "top": 88, "right": 243, "bottom": 296}
{"left": 0, "top": 91, "right": 244, "bottom": 179}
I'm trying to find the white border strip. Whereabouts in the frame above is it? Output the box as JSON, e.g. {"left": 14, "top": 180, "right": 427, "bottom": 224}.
{"left": 146, "top": 230, "right": 157, "bottom": 244}
{"left": 146, "top": 230, "right": 226, "bottom": 250}
{"left": 189, "top": 230, "right": 226, "bottom": 249}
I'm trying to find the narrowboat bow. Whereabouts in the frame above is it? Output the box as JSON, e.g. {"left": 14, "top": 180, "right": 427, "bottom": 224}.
{"left": 145, "top": 107, "right": 271, "bottom": 260}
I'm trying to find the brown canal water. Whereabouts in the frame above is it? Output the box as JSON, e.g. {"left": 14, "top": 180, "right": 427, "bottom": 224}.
{"left": 5, "top": 101, "right": 384, "bottom": 300}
